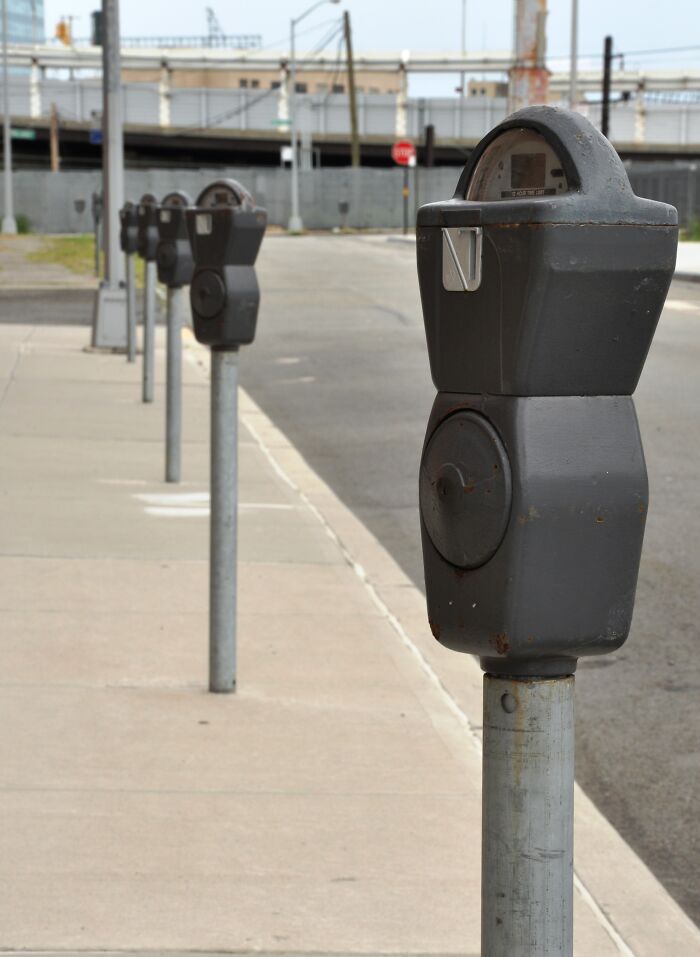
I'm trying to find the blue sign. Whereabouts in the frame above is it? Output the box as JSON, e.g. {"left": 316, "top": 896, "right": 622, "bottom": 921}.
{"left": 89, "top": 130, "right": 103, "bottom": 145}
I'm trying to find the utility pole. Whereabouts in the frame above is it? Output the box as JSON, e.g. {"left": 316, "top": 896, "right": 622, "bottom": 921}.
{"left": 568, "top": 0, "right": 578, "bottom": 109}
{"left": 508, "top": 0, "right": 549, "bottom": 113}
{"left": 343, "top": 10, "right": 359, "bottom": 167}
{"left": 1, "top": 0, "right": 17, "bottom": 234}
{"left": 460, "top": 0, "right": 466, "bottom": 96}
{"left": 602, "top": 35, "right": 613, "bottom": 139}
{"left": 49, "top": 103, "right": 60, "bottom": 172}
{"left": 91, "top": 0, "right": 127, "bottom": 348}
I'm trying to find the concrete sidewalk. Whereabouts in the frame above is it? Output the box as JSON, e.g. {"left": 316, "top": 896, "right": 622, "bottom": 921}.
{"left": 0, "top": 312, "right": 698, "bottom": 956}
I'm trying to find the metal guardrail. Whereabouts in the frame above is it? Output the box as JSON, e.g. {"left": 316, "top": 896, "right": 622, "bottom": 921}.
{"left": 73, "top": 35, "right": 263, "bottom": 49}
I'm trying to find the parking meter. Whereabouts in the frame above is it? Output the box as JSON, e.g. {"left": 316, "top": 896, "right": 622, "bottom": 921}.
{"left": 186, "top": 179, "right": 268, "bottom": 694}
{"left": 119, "top": 201, "right": 138, "bottom": 256}
{"left": 119, "top": 201, "right": 139, "bottom": 363}
{"left": 137, "top": 193, "right": 159, "bottom": 403}
{"left": 417, "top": 105, "right": 677, "bottom": 677}
{"left": 416, "top": 106, "right": 677, "bottom": 956}
{"left": 187, "top": 179, "right": 267, "bottom": 349}
{"left": 156, "top": 190, "right": 194, "bottom": 289}
{"left": 91, "top": 190, "right": 102, "bottom": 278}
{"left": 156, "top": 190, "right": 194, "bottom": 483}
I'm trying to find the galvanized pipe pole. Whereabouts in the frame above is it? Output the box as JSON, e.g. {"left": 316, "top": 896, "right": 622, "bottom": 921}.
{"left": 91, "top": 0, "right": 127, "bottom": 348}
{"left": 209, "top": 347, "right": 239, "bottom": 693}
{"left": 482, "top": 675, "right": 575, "bottom": 957}
{"left": 165, "top": 285, "right": 183, "bottom": 482}
{"left": 125, "top": 251, "right": 136, "bottom": 362}
{"left": 1, "top": 0, "right": 17, "bottom": 234}
{"left": 142, "top": 260, "right": 155, "bottom": 403}
{"left": 568, "top": 0, "right": 578, "bottom": 109}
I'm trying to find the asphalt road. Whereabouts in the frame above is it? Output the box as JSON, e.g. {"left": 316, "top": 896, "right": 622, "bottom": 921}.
{"left": 242, "top": 234, "right": 700, "bottom": 925}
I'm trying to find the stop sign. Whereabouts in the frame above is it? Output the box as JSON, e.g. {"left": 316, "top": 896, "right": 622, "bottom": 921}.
{"left": 392, "top": 140, "right": 416, "bottom": 166}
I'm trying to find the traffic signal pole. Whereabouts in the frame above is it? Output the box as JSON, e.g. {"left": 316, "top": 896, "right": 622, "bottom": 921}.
{"left": 91, "top": 0, "right": 127, "bottom": 349}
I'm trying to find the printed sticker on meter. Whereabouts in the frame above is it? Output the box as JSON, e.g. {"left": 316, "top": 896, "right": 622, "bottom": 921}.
{"left": 466, "top": 128, "right": 569, "bottom": 201}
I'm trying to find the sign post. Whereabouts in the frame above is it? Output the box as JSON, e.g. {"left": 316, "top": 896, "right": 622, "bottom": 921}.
{"left": 392, "top": 140, "right": 416, "bottom": 235}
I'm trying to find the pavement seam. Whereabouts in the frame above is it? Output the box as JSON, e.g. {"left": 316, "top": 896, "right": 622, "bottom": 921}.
{"left": 181, "top": 327, "right": 700, "bottom": 954}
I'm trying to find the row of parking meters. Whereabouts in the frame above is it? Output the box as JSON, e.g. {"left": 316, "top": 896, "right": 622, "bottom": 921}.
{"left": 118, "top": 181, "right": 267, "bottom": 349}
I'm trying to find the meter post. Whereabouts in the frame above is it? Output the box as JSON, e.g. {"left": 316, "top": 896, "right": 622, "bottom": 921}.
{"left": 119, "top": 201, "right": 138, "bottom": 363}
{"left": 92, "top": 191, "right": 102, "bottom": 278}
{"left": 136, "top": 194, "right": 159, "bottom": 404}
{"left": 186, "top": 179, "right": 267, "bottom": 693}
{"left": 156, "top": 191, "right": 194, "bottom": 484}
{"left": 416, "top": 106, "right": 677, "bottom": 955}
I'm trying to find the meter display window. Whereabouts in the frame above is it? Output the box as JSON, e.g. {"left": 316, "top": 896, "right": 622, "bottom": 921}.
{"left": 466, "top": 128, "right": 569, "bottom": 201}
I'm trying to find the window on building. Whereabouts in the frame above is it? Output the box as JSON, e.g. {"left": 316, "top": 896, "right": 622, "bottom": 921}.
{"left": 239, "top": 78, "right": 249, "bottom": 88}
{"left": 251, "top": 79, "right": 259, "bottom": 89}
{"left": 332, "top": 83, "right": 345, "bottom": 94}
{"left": 295, "top": 82, "right": 308, "bottom": 93}
{"left": 271, "top": 81, "right": 281, "bottom": 89}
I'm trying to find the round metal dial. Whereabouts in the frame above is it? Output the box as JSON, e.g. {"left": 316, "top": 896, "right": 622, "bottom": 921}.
{"left": 161, "top": 190, "right": 192, "bottom": 208}
{"left": 420, "top": 412, "right": 512, "bottom": 569}
{"left": 466, "top": 128, "right": 569, "bottom": 202}
{"left": 191, "top": 270, "right": 226, "bottom": 319}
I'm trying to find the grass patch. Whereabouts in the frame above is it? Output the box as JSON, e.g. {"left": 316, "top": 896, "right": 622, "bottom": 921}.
{"left": 28, "top": 234, "right": 145, "bottom": 286}
{"left": 681, "top": 220, "right": 700, "bottom": 242}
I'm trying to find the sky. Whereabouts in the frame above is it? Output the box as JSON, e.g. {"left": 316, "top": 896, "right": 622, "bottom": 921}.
{"left": 43, "top": 0, "right": 700, "bottom": 96}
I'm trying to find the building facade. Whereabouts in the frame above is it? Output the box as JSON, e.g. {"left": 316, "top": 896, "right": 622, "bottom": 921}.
{"left": 6, "top": 0, "right": 44, "bottom": 43}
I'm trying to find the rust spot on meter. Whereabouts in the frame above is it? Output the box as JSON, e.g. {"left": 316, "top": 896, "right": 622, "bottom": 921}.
{"left": 490, "top": 632, "right": 510, "bottom": 655}
{"left": 595, "top": 515, "right": 605, "bottom": 524}
{"left": 429, "top": 619, "right": 441, "bottom": 641}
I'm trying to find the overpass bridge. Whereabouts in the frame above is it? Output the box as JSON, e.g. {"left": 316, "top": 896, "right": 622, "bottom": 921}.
{"left": 3, "top": 43, "right": 700, "bottom": 168}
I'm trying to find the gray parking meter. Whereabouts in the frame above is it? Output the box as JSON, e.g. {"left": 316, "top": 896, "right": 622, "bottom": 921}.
{"left": 137, "top": 193, "right": 159, "bottom": 403}
{"left": 91, "top": 190, "right": 102, "bottom": 278}
{"left": 156, "top": 190, "right": 194, "bottom": 484}
{"left": 156, "top": 190, "right": 194, "bottom": 289}
{"left": 186, "top": 179, "right": 268, "bottom": 695}
{"left": 187, "top": 179, "right": 267, "bottom": 349}
{"left": 119, "top": 202, "right": 138, "bottom": 363}
{"left": 416, "top": 106, "right": 677, "bottom": 956}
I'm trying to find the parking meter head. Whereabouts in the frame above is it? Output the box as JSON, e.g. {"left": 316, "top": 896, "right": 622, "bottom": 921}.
{"left": 417, "top": 108, "right": 677, "bottom": 677}
{"left": 156, "top": 190, "right": 194, "bottom": 288}
{"left": 187, "top": 179, "right": 268, "bottom": 348}
{"left": 416, "top": 106, "right": 678, "bottom": 397}
{"left": 119, "top": 202, "right": 139, "bottom": 255}
{"left": 136, "top": 192, "right": 160, "bottom": 261}
{"left": 91, "top": 191, "right": 102, "bottom": 222}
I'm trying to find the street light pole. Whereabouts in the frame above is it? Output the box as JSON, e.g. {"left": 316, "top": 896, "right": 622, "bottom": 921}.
{"left": 288, "top": 0, "right": 340, "bottom": 234}
{"left": 2, "top": 0, "right": 17, "bottom": 234}
{"left": 568, "top": 0, "right": 578, "bottom": 109}
{"left": 460, "top": 0, "right": 467, "bottom": 97}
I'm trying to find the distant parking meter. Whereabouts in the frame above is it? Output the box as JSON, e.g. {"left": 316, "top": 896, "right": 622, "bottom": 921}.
{"left": 119, "top": 201, "right": 138, "bottom": 363}
{"left": 186, "top": 179, "right": 268, "bottom": 694}
{"left": 156, "top": 190, "right": 194, "bottom": 483}
{"left": 137, "top": 193, "right": 159, "bottom": 403}
{"left": 416, "top": 106, "right": 678, "bottom": 956}
{"left": 91, "top": 190, "right": 102, "bottom": 278}
{"left": 187, "top": 179, "right": 267, "bottom": 349}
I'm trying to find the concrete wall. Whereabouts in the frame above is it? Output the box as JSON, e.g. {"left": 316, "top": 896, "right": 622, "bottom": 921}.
{"left": 5, "top": 163, "right": 694, "bottom": 233}
{"left": 4, "top": 166, "right": 462, "bottom": 233}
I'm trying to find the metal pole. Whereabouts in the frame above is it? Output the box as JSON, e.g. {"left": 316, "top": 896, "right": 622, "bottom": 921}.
{"left": 209, "top": 347, "right": 239, "bottom": 693}
{"left": 482, "top": 674, "right": 574, "bottom": 957}
{"left": 94, "top": 209, "right": 100, "bottom": 277}
{"left": 602, "top": 35, "right": 613, "bottom": 139}
{"left": 165, "top": 285, "right": 183, "bottom": 483}
{"left": 460, "top": 0, "right": 466, "bottom": 97}
{"left": 126, "top": 251, "right": 136, "bottom": 362}
{"left": 402, "top": 165, "right": 409, "bottom": 235}
{"left": 1, "top": 0, "right": 17, "bottom": 234}
{"left": 568, "top": 0, "right": 578, "bottom": 109}
{"left": 288, "top": 18, "right": 302, "bottom": 233}
{"left": 142, "top": 259, "right": 155, "bottom": 403}
{"left": 91, "top": 0, "right": 127, "bottom": 349}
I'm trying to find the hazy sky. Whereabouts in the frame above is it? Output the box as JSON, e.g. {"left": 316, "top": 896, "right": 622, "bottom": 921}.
{"left": 44, "top": 0, "right": 699, "bottom": 96}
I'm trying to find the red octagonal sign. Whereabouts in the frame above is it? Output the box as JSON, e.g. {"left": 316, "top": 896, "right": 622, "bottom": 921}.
{"left": 391, "top": 140, "right": 416, "bottom": 166}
